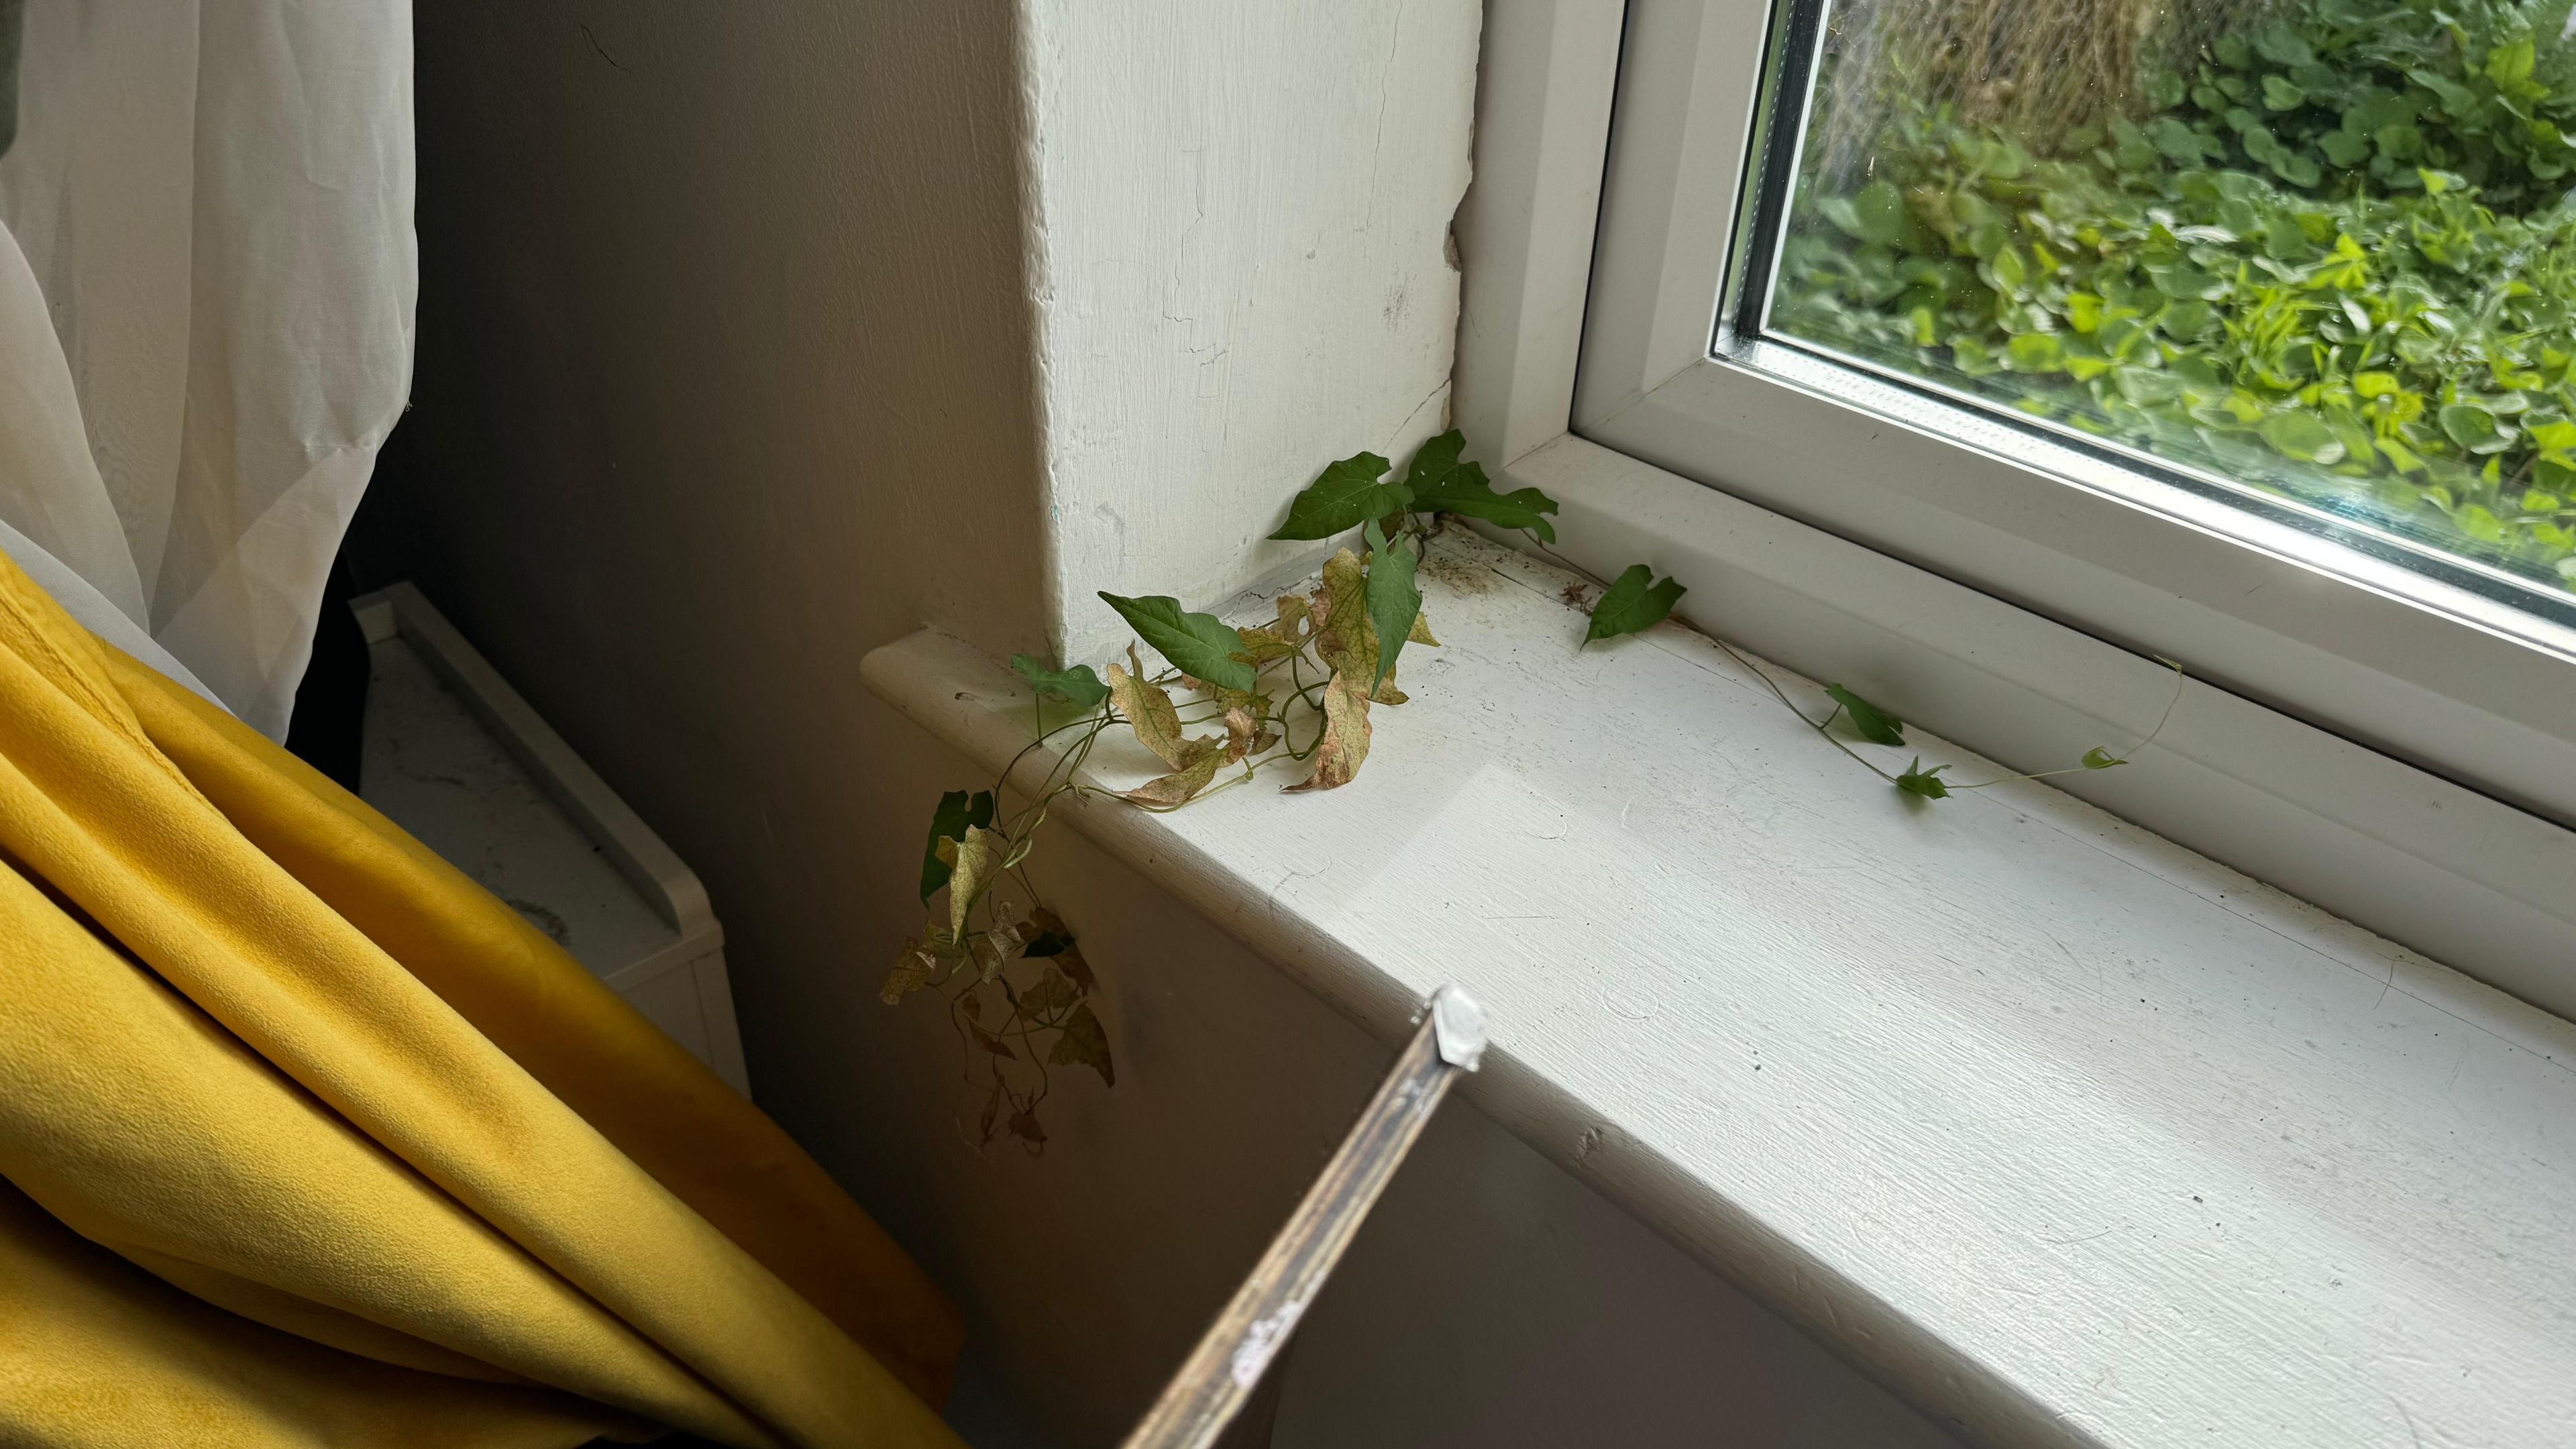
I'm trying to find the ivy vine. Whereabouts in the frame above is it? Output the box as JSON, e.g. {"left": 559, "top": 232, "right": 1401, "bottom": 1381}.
{"left": 885, "top": 429, "right": 2168, "bottom": 1148}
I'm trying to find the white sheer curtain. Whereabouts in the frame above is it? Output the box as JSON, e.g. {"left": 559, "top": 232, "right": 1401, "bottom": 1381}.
{"left": 0, "top": 1, "right": 415, "bottom": 737}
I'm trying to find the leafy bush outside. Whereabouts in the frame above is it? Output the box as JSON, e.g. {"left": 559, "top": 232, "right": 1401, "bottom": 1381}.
{"left": 1776, "top": 0, "right": 2576, "bottom": 591}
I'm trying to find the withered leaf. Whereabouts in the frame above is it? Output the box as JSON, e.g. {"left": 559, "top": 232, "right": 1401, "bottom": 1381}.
{"left": 1021, "top": 965, "right": 1081, "bottom": 1018}
{"left": 1053, "top": 941, "right": 1097, "bottom": 994}
{"left": 967, "top": 1016, "right": 1017, "bottom": 1059}
{"left": 1222, "top": 706, "right": 1279, "bottom": 763}
{"left": 1232, "top": 622, "right": 1303, "bottom": 665}
{"left": 1124, "top": 751, "right": 1223, "bottom": 808}
{"left": 1022, "top": 906, "right": 1075, "bottom": 958}
{"left": 1049, "top": 1001, "right": 1116, "bottom": 1087}
{"left": 1108, "top": 646, "right": 1220, "bottom": 771}
{"left": 941, "top": 824, "right": 1009, "bottom": 938}
{"left": 971, "top": 921, "right": 1025, "bottom": 982}
{"left": 880, "top": 934, "right": 938, "bottom": 1006}
{"left": 1283, "top": 669, "right": 1372, "bottom": 792}
{"left": 1408, "top": 611, "right": 1440, "bottom": 645}
{"left": 977, "top": 1081, "right": 1002, "bottom": 1144}
{"left": 1006, "top": 1108, "right": 1049, "bottom": 1144}
{"left": 918, "top": 789, "right": 995, "bottom": 902}
{"left": 1185, "top": 679, "right": 1271, "bottom": 718}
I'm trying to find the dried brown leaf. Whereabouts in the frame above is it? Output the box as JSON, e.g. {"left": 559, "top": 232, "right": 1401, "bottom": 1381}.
{"left": 967, "top": 1016, "right": 1016, "bottom": 1059}
{"left": 1283, "top": 669, "right": 1372, "bottom": 792}
{"left": 1006, "top": 1108, "right": 1048, "bottom": 1144}
{"left": 1408, "top": 610, "right": 1440, "bottom": 645}
{"left": 1231, "top": 618, "right": 1304, "bottom": 664}
{"left": 1022, "top": 907, "right": 1075, "bottom": 958}
{"left": 1183, "top": 678, "right": 1271, "bottom": 717}
{"left": 941, "top": 824, "right": 1009, "bottom": 938}
{"left": 880, "top": 934, "right": 938, "bottom": 1005}
{"left": 971, "top": 921, "right": 1024, "bottom": 983}
{"left": 1221, "top": 706, "right": 1279, "bottom": 763}
{"left": 1054, "top": 941, "right": 1097, "bottom": 994}
{"left": 1049, "top": 1001, "right": 1116, "bottom": 1087}
{"left": 1108, "top": 644, "right": 1224, "bottom": 774}
{"left": 1021, "top": 965, "right": 1081, "bottom": 1018}
{"left": 1123, "top": 751, "right": 1222, "bottom": 808}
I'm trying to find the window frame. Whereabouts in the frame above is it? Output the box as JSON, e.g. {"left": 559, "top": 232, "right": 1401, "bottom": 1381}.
{"left": 1454, "top": 0, "right": 2576, "bottom": 1019}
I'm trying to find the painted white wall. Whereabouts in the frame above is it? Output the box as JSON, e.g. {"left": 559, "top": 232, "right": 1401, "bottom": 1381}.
{"left": 1023, "top": 0, "right": 1477, "bottom": 662}
{"left": 358, "top": 2, "right": 1952, "bottom": 1444}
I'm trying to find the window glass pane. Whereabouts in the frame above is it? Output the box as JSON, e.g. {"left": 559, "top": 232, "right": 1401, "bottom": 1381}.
{"left": 1764, "top": 0, "right": 2576, "bottom": 598}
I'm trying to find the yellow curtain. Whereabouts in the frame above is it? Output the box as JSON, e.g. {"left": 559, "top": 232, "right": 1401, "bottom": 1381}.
{"left": 0, "top": 550, "right": 965, "bottom": 1449}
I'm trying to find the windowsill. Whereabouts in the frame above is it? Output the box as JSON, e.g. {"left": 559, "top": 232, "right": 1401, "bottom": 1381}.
{"left": 862, "top": 527, "right": 2576, "bottom": 1449}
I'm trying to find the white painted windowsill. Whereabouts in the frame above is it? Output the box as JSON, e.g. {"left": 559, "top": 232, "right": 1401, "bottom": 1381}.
{"left": 861, "top": 529, "right": 2576, "bottom": 1449}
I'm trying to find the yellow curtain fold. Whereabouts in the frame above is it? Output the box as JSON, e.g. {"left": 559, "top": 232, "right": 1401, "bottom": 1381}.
{"left": 0, "top": 551, "right": 964, "bottom": 1449}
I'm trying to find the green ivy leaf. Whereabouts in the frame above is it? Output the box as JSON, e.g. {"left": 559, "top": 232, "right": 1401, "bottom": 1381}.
{"left": 2526, "top": 419, "right": 2576, "bottom": 458}
{"left": 1311, "top": 548, "right": 1407, "bottom": 703}
{"left": 1269, "top": 450, "right": 1411, "bottom": 540}
{"left": 2081, "top": 746, "right": 2127, "bottom": 769}
{"left": 2250, "top": 19, "right": 2314, "bottom": 66}
{"left": 920, "top": 789, "right": 996, "bottom": 901}
{"left": 2006, "top": 331, "right": 2064, "bottom": 372}
{"left": 1894, "top": 757, "right": 1952, "bottom": 800}
{"left": 2438, "top": 403, "right": 2510, "bottom": 454}
{"left": 1097, "top": 592, "right": 1257, "bottom": 692}
{"left": 1362, "top": 522, "right": 1423, "bottom": 697}
{"left": 2147, "top": 117, "right": 2208, "bottom": 164}
{"left": 1851, "top": 180, "right": 1908, "bottom": 246}
{"left": 2485, "top": 36, "right": 2536, "bottom": 90}
{"left": 1826, "top": 685, "right": 1907, "bottom": 745}
{"left": 2258, "top": 410, "right": 2345, "bottom": 464}
{"left": 1582, "top": 564, "right": 1686, "bottom": 645}
{"left": 1403, "top": 429, "right": 1562, "bottom": 541}
{"left": 1009, "top": 654, "right": 1110, "bottom": 710}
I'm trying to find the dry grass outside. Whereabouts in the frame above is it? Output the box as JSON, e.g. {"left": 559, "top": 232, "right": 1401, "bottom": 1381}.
{"left": 1812, "top": 0, "right": 2277, "bottom": 178}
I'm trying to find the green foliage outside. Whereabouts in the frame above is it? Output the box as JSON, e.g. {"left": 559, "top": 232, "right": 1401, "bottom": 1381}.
{"left": 1778, "top": 0, "right": 2576, "bottom": 590}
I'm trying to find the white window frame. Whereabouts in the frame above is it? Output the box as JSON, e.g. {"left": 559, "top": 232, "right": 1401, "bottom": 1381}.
{"left": 1456, "top": 0, "right": 2576, "bottom": 1020}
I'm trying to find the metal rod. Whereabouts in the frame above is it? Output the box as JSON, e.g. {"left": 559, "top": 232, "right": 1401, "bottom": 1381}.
{"left": 1120, "top": 987, "right": 1487, "bottom": 1449}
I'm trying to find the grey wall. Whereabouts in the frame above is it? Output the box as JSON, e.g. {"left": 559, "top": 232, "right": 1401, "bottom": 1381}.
{"left": 358, "top": 4, "right": 1958, "bottom": 1445}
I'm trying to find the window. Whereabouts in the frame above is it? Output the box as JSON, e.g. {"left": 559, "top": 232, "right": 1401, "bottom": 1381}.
{"left": 1459, "top": 0, "right": 2576, "bottom": 1015}
{"left": 1560, "top": 0, "right": 2576, "bottom": 839}
{"left": 1760, "top": 0, "right": 2576, "bottom": 605}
